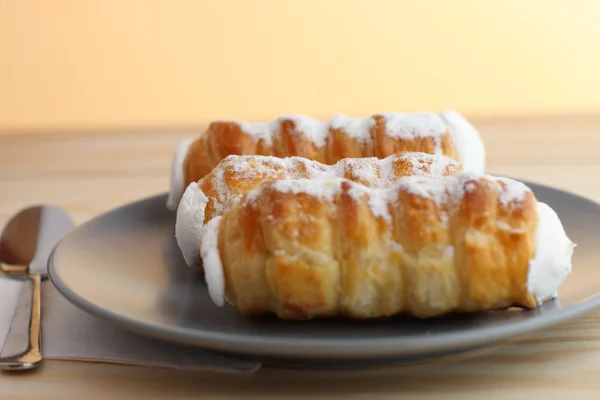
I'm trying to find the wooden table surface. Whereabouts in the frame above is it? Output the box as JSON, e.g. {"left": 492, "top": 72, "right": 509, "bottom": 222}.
{"left": 1, "top": 115, "right": 600, "bottom": 399}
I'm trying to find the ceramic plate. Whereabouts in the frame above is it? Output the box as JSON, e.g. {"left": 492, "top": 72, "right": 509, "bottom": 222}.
{"left": 48, "top": 182, "right": 600, "bottom": 367}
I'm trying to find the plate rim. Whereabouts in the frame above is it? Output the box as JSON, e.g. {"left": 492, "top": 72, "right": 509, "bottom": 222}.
{"left": 48, "top": 182, "right": 600, "bottom": 359}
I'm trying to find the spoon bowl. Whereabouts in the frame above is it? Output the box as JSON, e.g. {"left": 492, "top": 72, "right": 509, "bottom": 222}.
{"left": 0, "top": 205, "right": 75, "bottom": 277}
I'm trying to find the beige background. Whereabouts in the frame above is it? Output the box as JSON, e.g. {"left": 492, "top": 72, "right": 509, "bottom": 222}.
{"left": 2, "top": 0, "right": 600, "bottom": 133}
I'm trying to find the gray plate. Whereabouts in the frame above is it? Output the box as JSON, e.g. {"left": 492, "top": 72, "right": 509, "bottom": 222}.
{"left": 48, "top": 182, "right": 600, "bottom": 366}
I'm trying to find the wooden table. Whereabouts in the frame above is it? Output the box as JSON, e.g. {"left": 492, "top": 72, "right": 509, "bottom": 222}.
{"left": 1, "top": 115, "right": 600, "bottom": 398}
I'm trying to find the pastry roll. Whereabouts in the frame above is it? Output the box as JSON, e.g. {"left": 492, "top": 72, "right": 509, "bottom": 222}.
{"left": 198, "top": 173, "right": 574, "bottom": 320}
{"left": 166, "top": 110, "right": 485, "bottom": 210}
{"left": 175, "top": 151, "right": 462, "bottom": 267}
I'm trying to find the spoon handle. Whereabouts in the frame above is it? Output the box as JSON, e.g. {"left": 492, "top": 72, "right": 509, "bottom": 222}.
{"left": 0, "top": 274, "right": 42, "bottom": 371}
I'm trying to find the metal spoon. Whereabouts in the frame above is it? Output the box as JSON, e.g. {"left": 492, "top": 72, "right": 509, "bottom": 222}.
{"left": 0, "top": 205, "right": 74, "bottom": 371}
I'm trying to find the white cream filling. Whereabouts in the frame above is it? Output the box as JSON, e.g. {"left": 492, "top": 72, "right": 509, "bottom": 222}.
{"left": 440, "top": 110, "right": 486, "bottom": 175}
{"left": 175, "top": 182, "right": 208, "bottom": 267}
{"left": 527, "top": 201, "right": 575, "bottom": 303}
{"left": 166, "top": 139, "right": 193, "bottom": 211}
{"left": 200, "top": 216, "right": 226, "bottom": 307}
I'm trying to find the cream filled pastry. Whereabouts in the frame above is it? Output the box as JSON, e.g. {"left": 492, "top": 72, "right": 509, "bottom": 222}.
{"left": 166, "top": 110, "right": 485, "bottom": 210}
{"left": 175, "top": 151, "right": 462, "bottom": 266}
{"left": 196, "top": 173, "right": 574, "bottom": 320}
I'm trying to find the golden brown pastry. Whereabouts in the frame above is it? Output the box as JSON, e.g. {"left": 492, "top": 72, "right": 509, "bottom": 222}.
{"left": 196, "top": 151, "right": 461, "bottom": 226}
{"left": 175, "top": 151, "right": 462, "bottom": 267}
{"left": 197, "top": 173, "right": 574, "bottom": 320}
{"left": 166, "top": 110, "right": 485, "bottom": 210}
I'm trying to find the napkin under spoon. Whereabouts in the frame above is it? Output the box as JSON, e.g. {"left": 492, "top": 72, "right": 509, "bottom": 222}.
{"left": 0, "top": 205, "right": 74, "bottom": 370}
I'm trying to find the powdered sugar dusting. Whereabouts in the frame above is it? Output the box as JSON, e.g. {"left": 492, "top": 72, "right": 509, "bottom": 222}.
{"left": 272, "top": 179, "right": 343, "bottom": 201}
{"left": 335, "top": 157, "right": 380, "bottom": 185}
{"left": 246, "top": 172, "right": 533, "bottom": 228}
{"left": 206, "top": 155, "right": 331, "bottom": 215}
{"left": 329, "top": 115, "right": 375, "bottom": 142}
{"left": 494, "top": 176, "right": 530, "bottom": 207}
{"left": 379, "top": 112, "right": 447, "bottom": 141}
{"left": 367, "top": 192, "right": 393, "bottom": 224}
{"left": 242, "top": 184, "right": 264, "bottom": 206}
{"left": 270, "top": 178, "right": 394, "bottom": 224}
{"left": 228, "top": 154, "right": 302, "bottom": 176}
{"left": 279, "top": 115, "right": 329, "bottom": 147}
{"left": 203, "top": 152, "right": 461, "bottom": 222}
{"left": 408, "top": 153, "right": 451, "bottom": 177}
{"left": 409, "top": 157, "right": 429, "bottom": 176}
{"left": 221, "top": 111, "right": 458, "bottom": 149}
{"left": 398, "top": 173, "right": 532, "bottom": 210}
{"left": 235, "top": 121, "right": 276, "bottom": 146}
{"left": 378, "top": 155, "right": 397, "bottom": 183}
{"left": 397, "top": 175, "right": 460, "bottom": 208}
{"left": 345, "top": 183, "right": 391, "bottom": 222}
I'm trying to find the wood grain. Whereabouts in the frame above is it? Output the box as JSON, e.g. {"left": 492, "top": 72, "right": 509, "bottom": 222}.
{"left": 1, "top": 115, "right": 600, "bottom": 398}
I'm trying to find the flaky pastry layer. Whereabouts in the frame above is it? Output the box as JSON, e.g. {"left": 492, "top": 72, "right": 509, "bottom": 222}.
{"left": 196, "top": 151, "right": 461, "bottom": 225}
{"left": 175, "top": 151, "right": 461, "bottom": 267}
{"left": 200, "top": 173, "right": 574, "bottom": 320}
